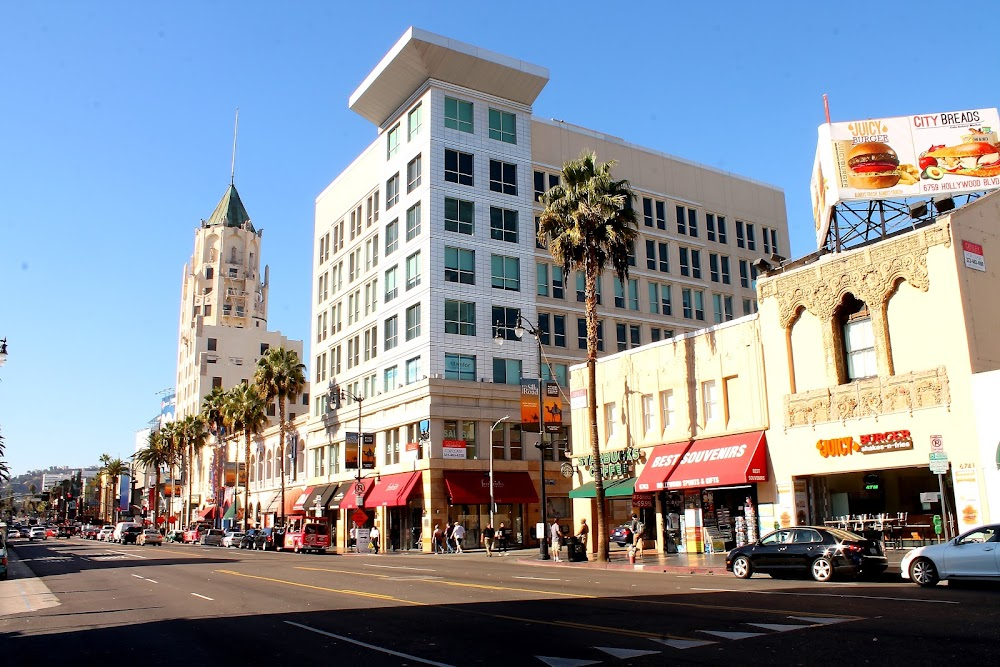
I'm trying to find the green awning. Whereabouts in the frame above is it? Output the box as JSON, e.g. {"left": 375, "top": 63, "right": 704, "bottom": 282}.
{"left": 223, "top": 497, "right": 238, "bottom": 520}
{"left": 569, "top": 478, "right": 637, "bottom": 499}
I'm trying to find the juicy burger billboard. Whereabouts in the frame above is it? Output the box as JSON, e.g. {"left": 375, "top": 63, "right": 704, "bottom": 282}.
{"left": 811, "top": 107, "right": 1000, "bottom": 247}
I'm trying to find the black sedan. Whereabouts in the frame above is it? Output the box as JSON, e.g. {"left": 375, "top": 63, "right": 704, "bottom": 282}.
{"left": 726, "top": 526, "right": 887, "bottom": 582}
{"left": 610, "top": 525, "right": 633, "bottom": 547}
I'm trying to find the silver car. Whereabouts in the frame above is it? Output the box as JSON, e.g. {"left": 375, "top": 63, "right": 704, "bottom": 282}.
{"left": 200, "top": 529, "right": 226, "bottom": 547}
{"left": 901, "top": 523, "right": 1000, "bottom": 586}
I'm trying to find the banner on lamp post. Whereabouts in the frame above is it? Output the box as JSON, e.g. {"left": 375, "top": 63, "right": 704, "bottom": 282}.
{"left": 520, "top": 380, "right": 540, "bottom": 429}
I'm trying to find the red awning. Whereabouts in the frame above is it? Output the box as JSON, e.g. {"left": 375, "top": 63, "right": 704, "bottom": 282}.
{"left": 365, "top": 472, "right": 422, "bottom": 508}
{"left": 284, "top": 488, "right": 307, "bottom": 516}
{"left": 665, "top": 431, "right": 768, "bottom": 490}
{"left": 635, "top": 440, "right": 693, "bottom": 492}
{"left": 292, "top": 486, "right": 316, "bottom": 512}
{"left": 197, "top": 505, "right": 218, "bottom": 521}
{"left": 338, "top": 477, "right": 375, "bottom": 510}
{"left": 444, "top": 471, "right": 539, "bottom": 504}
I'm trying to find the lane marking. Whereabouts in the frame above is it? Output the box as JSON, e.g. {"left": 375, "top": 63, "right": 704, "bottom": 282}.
{"left": 513, "top": 576, "right": 562, "bottom": 582}
{"left": 286, "top": 620, "right": 454, "bottom": 666}
{"left": 105, "top": 550, "right": 148, "bottom": 559}
{"left": 217, "top": 570, "right": 425, "bottom": 606}
{"left": 536, "top": 657, "right": 600, "bottom": 667}
{"left": 605, "top": 596, "right": 863, "bottom": 620}
{"left": 690, "top": 588, "right": 737, "bottom": 592}
{"left": 294, "top": 567, "right": 589, "bottom": 598}
{"left": 364, "top": 564, "right": 436, "bottom": 572}
{"left": 131, "top": 574, "right": 144, "bottom": 579}
{"left": 752, "top": 590, "right": 959, "bottom": 604}
{"left": 700, "top": 630, "right": 766, "bottom": 640}
{"left": 191, "top": 593, "right": 214, "bottom": 601}
{"left": 146, "top": 580, "right": 158, "bottom": 584}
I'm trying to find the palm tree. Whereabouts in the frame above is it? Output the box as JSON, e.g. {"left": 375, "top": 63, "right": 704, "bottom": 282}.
{"left": 178, "top": 414, "right": 208, "bottom": 527}
{"left": 159, "top": 421, "right": 183, "bottom": 528}
{"left": 254, "top": 347, "right": 306, "bottom": 526}
{"left": 135, "top": 430, "right": 172, "bottom": 525}
{"left": 98, "top": 454, "right": 111, "bottom": 521}
{"left": 100, "top": 457, "right": 127, "bottom": 524}
{"left": 0, "top": 427, "right": 9, "bottom": 482}
{"left": 202, "top": 387, "right": 229, "bottom": 527}
{"left": 538, "top": 150, "right": 639, "bottom": 563}
{"left": 223, "top": 383, "right": 268, "bottom": 531}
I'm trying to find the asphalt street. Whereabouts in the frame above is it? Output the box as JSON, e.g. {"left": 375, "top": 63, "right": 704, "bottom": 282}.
{"left": 2, "top": 537, "right": 998, "bottom": 665}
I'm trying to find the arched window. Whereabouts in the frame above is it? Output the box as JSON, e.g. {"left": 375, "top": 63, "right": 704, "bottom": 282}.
{"left": 230, "top": 246, "right": 238, "bottom": 263}
{"left": 265, "top": 450, "right": 273, "bottom": 481}
{"left": 837, "top": 293, "right": 876, "bottom": 381}
{"left": 249, "top": 456, "right": 256, "bottom": 483}
{"left": 297, "top": 440, "right": 306, "bottom": 475}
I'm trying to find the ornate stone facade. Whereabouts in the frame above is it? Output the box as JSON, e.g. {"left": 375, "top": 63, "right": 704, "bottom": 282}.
{"left": 762, "top": 222, "right": 954, "bottom": 430}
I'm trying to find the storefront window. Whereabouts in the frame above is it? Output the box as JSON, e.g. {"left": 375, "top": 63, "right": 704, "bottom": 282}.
{"left": 443, "top": 420, "right": 477, "bottom": 459}
{"left": 384, "top": 427, "right": 400, "bottom": 465}
{"left": 405, "top": 422, "right": 424, "bottom": 459}
{"left": 510, "top": 424, "right": 523, "bottom": 461}
{"left": 492, "top": 425, "right": 505, "bottom": 461}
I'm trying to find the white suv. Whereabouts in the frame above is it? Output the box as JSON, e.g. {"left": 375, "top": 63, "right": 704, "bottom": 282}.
{"left": 29, "top": 526, "right": 47, "bottom": 540}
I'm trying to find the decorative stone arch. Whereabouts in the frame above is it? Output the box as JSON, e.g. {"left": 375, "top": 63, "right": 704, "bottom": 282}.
{"left": 203, "top": 232, "right": 220, "bottom": 263}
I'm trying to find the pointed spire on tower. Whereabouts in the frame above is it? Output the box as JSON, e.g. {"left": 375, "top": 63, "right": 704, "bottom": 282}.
{"left": 203, "top": 184, "right": 254, "bottom": 232}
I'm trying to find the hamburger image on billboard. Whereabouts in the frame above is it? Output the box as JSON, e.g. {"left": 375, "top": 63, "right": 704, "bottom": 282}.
{"left": 846, "top": 141, "right": 900, "bottom": 189}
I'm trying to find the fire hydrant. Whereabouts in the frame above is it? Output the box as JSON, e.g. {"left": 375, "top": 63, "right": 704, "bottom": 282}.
{"left": 627, "top": 544, "right": 636, "bottom": 565}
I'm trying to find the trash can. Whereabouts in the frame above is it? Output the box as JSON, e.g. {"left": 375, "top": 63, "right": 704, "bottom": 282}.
{"left": 567, "top": 536, "right": 588, "bottom": 562}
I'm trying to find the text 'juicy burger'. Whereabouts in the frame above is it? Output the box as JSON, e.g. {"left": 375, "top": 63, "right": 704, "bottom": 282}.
{"left": 925, "top": 142, "right": 1000, "bottom": 177}
{"left": 847, "top": 141, "right": 901, "bottom": 189}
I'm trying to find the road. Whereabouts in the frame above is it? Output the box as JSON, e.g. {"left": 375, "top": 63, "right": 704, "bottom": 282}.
{"left": 1, "top": 537, "right": 998, "bottom": 665}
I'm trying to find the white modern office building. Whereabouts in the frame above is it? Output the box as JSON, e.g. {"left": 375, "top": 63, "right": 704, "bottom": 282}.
{"left": 304, "top": 28, "right": 789, "bottom": 553}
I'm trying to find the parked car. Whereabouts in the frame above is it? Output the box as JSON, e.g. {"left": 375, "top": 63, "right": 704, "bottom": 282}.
{"left": 29, "top": 526, "right": 47, "bottom": 541}
{"left": 83, "top": 526, "right": 100, "bottom": 540}
{"left": 165, "top": 529, "right": 185, "bottom": 543}
{"left": 727, "top": 526, "right": 888, "bottom": 582}
{"left": 200, "top": 529, "right": 226, "bottom": 547}
{"left": 121, "top": 526, "right": 144, "bottom": 545}
{"left": 19, "top": 526, "right": 31, "bottom": 538}
{"left": 137, "top": 529, "right": 163, "bottom": 546}
{"left": 183, "top": 523, "right": 212, "bottom": 544}
{"left": 56, "top": 525, "right": 72, "bottom": 538}
{"left": 253, "top": 527, "right": 284, "bottom": 551}
{"left": 97, "top": 526, "right": 115, "bottom": 542}
{"left": 222, "top": 531, "right": 244, "bottom": 548}
{"left": 610, "top": 525, "right": 633, "bottom": 547}
{"left": 7, "top": 529, "right": 19, "bottom": 540}
{"left": 901, "top": 523, "right": 1000, "bottom": 587}
{"left": 238, "top": 529, "right": 258, "bottom": 549}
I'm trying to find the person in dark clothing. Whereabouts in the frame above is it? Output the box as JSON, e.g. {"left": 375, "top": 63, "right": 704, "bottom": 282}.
{"left": 496, "top": 522, "right": 509, "bottom": 554}
{"left": 389, "top": 525, "right": 400, "bottom": 552}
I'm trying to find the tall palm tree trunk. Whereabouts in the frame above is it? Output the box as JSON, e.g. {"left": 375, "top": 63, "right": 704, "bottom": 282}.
{"left": 153, "top": 467, "right": 161, "bottom": 524}
{"left": 278, "top": 397, "right": 286, "bottom": 527}
{"left": 243, "top": 431, "right": 252, "bottom": 532}
{"left": 587, "top": 251, "right": 610, "bottom": 563}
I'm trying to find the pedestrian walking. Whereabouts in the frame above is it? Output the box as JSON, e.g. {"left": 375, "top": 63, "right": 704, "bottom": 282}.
{"left": 496, "top": 522, "right": 509, "bottom": 554}
{"left": 452, "top": 521, "right": 466, "bottom": 554}
{"left": 549, "top": 518, "right": 563, "bottom": 562}
{"left": 629, "top": 513, "right": 645, "bottom": 558}
{"left": 433, "top": 524, "right": 444, "bottom": 554}
{"left": 482, "top": 523, "right": 495, "bottom": 557}
{"left": 445, "top": 522, "right": 456, "bottom": 554}
{"left": 370, "top": 524, "right": 381, "bottom": 554}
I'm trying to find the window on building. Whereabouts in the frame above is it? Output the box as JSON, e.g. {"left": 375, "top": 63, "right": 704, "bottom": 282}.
{"left": 385, "top": 219, "right": 398, "bottom": 256}
{"left": 406, "top": 202, "right": 421, "bottom": 240}
{"left": 405, "top": 303, "right": 421, "bottom": 341}
{"left": 736, "top": 220, "right": 746, "bottom": 248}
{"left": 676, "top": 205, "right": 686, "bottom": 234}
{"left": 706, "top": 213, "right": 716, "bottom": 242}
{"left": 444, "top": 197, "right": 474, "bottom": 235}
{"left": 679, "top": 247, "right": 690, "bottom": 277}
{"left": 660, "top": 283, "right": 672, "bottom": 316}
{"left": 492, "top": 306, "right": 521, "bottom": 342}
{"left": 642, "top": 394, "right": 655, "bottom": 434}
{"left": 444, "top": 96, "right": 473, "bottom": 132}
{"left": 682, "top": 288, "right": 693, "bottom": 319}
{"left": 489, "top": 207, "right": 518, "bottom": 243}
{"left": 713, "top": 294, "right": 724, "bottom": 323}
{"left": 552, "top": 266, "right": 564, "bottom": 299}
{"left": 492, "top": 358, "right": 522, "bottom": 385}
{"left": 648, "top": 283, "right": 660, "bottom": 314}
{"left": 386, "top": 123, "right": 400, "bottom": 160}
{"left": 405, "top": 251, "right": 421, "bottom": 290}
{"left": 645, "top": 240, "right": 656, "bottom": 269}
{"left": 628, "top": 279, "right": 639, "bottom": 310}
{"left": 445, "top": 353, "right": 476, "bottom": 381}
{"left": 691, "top": 249, "right": 702, "bottom": 279}
{"left": 614, "top": 278, "right": 626, "bottom": 309}
{"left": 207, "top": 338, "right": 217, "bottom": 351}
{"left": 575, "top": 272, "right": 602, "bottom": 304}
{"left": 444, "top": 246, "right": 475, "bottom": 285}
{"left": 541, "top": 362, "right": 568, "bottom": 387}
{"left": 724, "top": 295, "right": 734, "bottom": 321}
{"left": 717, "top": 215, "right": 728, "bottom": 244}
{"left": 630, "top": 324, "right": 641, "bottom": 348}
{"left": 407, "top": 103, "right": 422, "bottom": 140}
{"left": 386, "top": 173, "right": 399, "bottom": 209}
{"left": 577, "top": 318, "right": 604, "bottom": 351}
{"left": 384, "top": 265, "right": 398, "bottom": 302}
{"left": 839, "top": 294, "right": 876, "bottom": 381}
{"left": 488, "top": 108, "right": 516, "bottom": 143}
{"left": 364, "top": 324, "right": 378, "bottom": 361}
{"left": 660, "top": 389, "right": 674, "bottom": 429}
{"left": 710, "top": 254, "right": 720, "bottom": 283}
{"left": 746, "top": 223, "right": 756, "bottom": 251}
{"left": 616, "top": 322, "right": 627, "bottom": 351}
{"left": 444, "top": 300, "right": 476, "bottom": 336}
{"left": 553, "top": 314, "right": 566, "bottom": 347}
{"left": 537, "top": 263, "right": 549, "bottom": 297}
{"left": 694, "top": 290, "right": 705, "bottom": 321}
{"left": 384, "top": 315, "right": 398, "bottom": 351}
{"left": 739, "top": 259, "right": 749, "bottom": 288}
{"left": 604, "top": 402, "right": 617, "bottom": 442}
{"left": 534, "top": 171, "right": 546, "bottom": 202}
{"left": 703, "top": 380, "right": 718, "bottom": 424}
{"left": 489, "top": 159, "right": 517, "bottom": 195}
{"left": 407, "top": 154, "right": 422, "bottom": 192}
{"left": 405, "top": 356, "right": 421, "bottom": 384}
{"left": 444, "top": 149, "right": 474, "bottom": 186}
{"left": 655, "top": 200, "right": 666, "bottom": 230}
{"left": 721, "top": 256, "right": 731, "bottom": 285}
{"left": 642, "top": 197, "right": 653, "bottom": 227}
{"left": 491, "top": 255, "right": 520, "bottom": 291}
{"left": 384, "top": 365, "right": 398, "bottom": 392}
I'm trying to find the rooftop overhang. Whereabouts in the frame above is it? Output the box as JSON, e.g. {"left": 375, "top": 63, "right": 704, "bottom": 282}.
{"left": 349, "top": 27, "right": 549, "bottom": 127}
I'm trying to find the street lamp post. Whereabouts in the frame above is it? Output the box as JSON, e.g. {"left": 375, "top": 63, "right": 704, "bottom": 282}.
{"left": 331, "top": 383, "right": 373, "bottom": 544}
{"left": 496, "top": 315, "right": 552, "bottom": 560}
{"left": 489, "top": 415, "right": 510, "bottom": 531}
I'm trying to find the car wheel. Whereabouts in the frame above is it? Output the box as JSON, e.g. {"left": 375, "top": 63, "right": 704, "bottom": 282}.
{"left": 910, "top": 557, "right": 940, "bottom": 587}
{"left": 811, "top": 556, "right": 834, "bottom": 582}
{"left": 732, "top": 555, "right": 753, "bottom": 579}
{"left": 616, "top": 542, "right": 627, "bottom": 547}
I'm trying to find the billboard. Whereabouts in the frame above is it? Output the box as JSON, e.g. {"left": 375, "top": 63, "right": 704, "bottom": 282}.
{"left": 520, "top": 380, "right": 562, "bottom": 434}
{"left": 812, "top": 108, "right": 1000, "bottom": 247}
{"left": 346, "top": 432, "right": 376, "bottom": 470}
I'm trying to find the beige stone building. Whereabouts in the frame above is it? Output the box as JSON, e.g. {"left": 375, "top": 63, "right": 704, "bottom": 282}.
{"left": 171, "top": 183, "right": 308, "bottom": 527}
{"left": 301, "top": 27, "right": 789, "bottom": 554}
{"left": 570, "top": 191, "right": 1000, "bottom": 555}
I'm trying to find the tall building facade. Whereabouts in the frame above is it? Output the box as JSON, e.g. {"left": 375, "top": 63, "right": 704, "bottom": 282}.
{"left": 173, "top": 183, "right": 308, "bottom": 526}
{"left": 304, "top": 28, "right": 788, "bottom": 552}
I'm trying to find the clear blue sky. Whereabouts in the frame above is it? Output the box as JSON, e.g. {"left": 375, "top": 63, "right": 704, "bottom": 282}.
{"left": 1, "top": 2, "right": 994, "bottom": 476}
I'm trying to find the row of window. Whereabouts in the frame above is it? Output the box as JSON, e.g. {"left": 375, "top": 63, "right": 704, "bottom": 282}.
{"left": 636, "top": 197, "right": 781, "bottom": 254}
{"left": 442, "top": 96, "right": 518, "bottom": 144}
{"left": 445, "top": 148, "right": 518, "bottom": 194}
{"left": 602, "top": 380, "right": 728, "bottom": 442}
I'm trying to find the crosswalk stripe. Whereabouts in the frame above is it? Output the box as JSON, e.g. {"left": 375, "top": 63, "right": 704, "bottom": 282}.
{"left": 649, "top": 638, "right": 716, "bottom": 649}
{"left": 746, "top": 622, "right": 812, "bottom": 632}
{"left": 535, "top": 657, "right": 601, "bottom": 667}
{"left": 595, "top": 646, "right": 660, "bottom": 659}
{"left": 788, "top": 615, "right": 850, "bottom": 625}
{"left": 700, "top": 630, "right": 766, "bottom": 640}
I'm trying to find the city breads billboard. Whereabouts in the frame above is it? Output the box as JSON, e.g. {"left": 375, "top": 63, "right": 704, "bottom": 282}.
{"left": 812, "top": 107, "right": 1000, "bottom": 247}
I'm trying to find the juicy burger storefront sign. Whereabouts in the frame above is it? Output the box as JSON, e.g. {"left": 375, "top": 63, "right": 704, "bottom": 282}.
{"left": 816, "top": 430, "right": 914, "bottom": 459}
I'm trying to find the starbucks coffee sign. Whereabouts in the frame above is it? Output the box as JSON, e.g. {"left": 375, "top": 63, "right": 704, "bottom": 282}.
{"left": 575, "top": 447, "right": 641, "bottom": 480}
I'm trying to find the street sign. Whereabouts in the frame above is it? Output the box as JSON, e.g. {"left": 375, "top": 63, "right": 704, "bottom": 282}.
{"left": 930, "top": 435, "right": 944, "bottom": 452}
{"left": 352, "top": 509, "right": 368, "bottom": 525}
{"left": 929, "top": 452, "right": 949, "bottom": 474}
{"left": 354, "top": 481, "right": 365, "bottom": 494}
